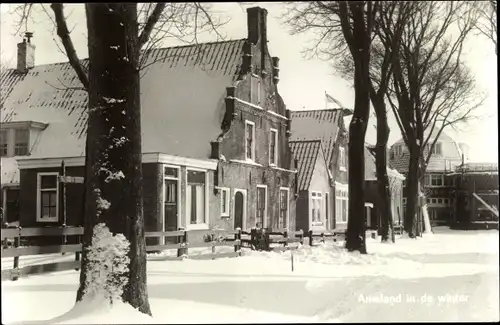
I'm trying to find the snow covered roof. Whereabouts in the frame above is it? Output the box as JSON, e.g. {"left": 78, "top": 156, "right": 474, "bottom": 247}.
{"left": 289, "top": 109, "right": 344, "bottom": 165}
{"left": 364, "top": 147, "right": 405, "bottom": 181}
{"left": 289, "top": 140, "right": 322, "bottom": 191}
{"left": 0, "top": 39, "right": 246, "bottom": 160}
{"left": 1, "top": 157, "right": 19, "bottom": 186}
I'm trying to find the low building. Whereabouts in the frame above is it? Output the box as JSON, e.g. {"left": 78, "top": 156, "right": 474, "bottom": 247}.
{"left": 389, "top": 131, "right": 467, "bottom": 226}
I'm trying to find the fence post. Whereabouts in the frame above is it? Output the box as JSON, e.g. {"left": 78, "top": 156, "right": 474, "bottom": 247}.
{"left": 61, "top": 224, "right": 67, "bottom": 256}
{"left": 321, "top": 233, "right": 325, "bottom": 244}
{"left": 234, "top": 230, "right": 241, "bottom": 255}
{"left": 177, "top": 228, "right": 187, "bottom": 258}
{"left": 308, "top": 230, "right": 313, "bottom": 246}
{"left": 250, "top": 228, "right": 257, "bottom": 250}
{"left": 13, "top": 227, "right": 20, "bottom": 281}
{"left": 75, "top": 232, "right": 81, "bottom": 271}
{"left": 299, "top": 230, "right": 304, "bottom": 245}
{"left": 283, "top": 230, "right": 288, "bottom": 247}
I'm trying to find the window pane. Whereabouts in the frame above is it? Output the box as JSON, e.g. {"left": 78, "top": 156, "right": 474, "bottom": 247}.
{"left": 165, "top": 181, "right": 176, "bottom": 203}
{"left": 42, "top": 207, "right": 50, "bottom": 219}
{"left": 42, "top": 192, "right": 51, "bottom": 207}
{"left": 196, "top": 185, "right": 205, "bottom": 224}
{"left": 41, "top": 175, "right": 58, "bottom": 189}
{"left": 187, "top": 170, "right": 205, "bottom": 184}
{"left": 246, "top": 123, "right": 253, "bottom": 159}
{"left": 189, "top": 185, "right": 196, "bottom": 224}
{"left": 221, "top": 190, "right": 227, "bottom": 213}
{"left": 15, "top": 129, "right": 29, "bottom": 143}
{"left": 164, "top": 167, "right": 178, "bottom": 178}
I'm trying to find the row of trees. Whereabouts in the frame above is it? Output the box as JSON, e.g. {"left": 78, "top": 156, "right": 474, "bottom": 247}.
{"left": 284, "top": 0, "right": 495, "bottom": 249}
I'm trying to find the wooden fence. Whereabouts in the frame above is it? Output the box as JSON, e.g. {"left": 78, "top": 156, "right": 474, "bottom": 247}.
{"left": 240, "top": 228, "right": 304, "bottom": 251}
{"left": 1, "top": 226, "right": 243, "bottom": 281}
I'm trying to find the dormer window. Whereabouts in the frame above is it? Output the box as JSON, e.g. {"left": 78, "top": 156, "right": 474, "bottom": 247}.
{"left": 0, "top": 121, "right": 47, "bottom": 157}
{"left": 14, "top": 129, "right": 29, "bottom": 156}
{"left": 0, "top": 130, "right": 7, "bottom": 156}
{"left": 431, "top": 142, "right": 442, "bottom": 155}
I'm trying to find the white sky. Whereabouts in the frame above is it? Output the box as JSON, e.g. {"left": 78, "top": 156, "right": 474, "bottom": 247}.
{"left": 0, "top": 3, "right": 497, "bottom": 162}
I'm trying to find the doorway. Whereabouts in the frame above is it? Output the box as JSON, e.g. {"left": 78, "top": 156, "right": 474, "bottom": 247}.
{"left": 233, "top": 189, "right": 247, "bottom": 230}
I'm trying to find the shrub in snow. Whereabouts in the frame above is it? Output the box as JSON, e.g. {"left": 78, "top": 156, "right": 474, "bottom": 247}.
{"left": 84, "top": 223, "right": 130, "bottom": 304}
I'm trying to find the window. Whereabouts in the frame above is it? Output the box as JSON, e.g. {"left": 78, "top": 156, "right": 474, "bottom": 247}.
{"left": 339, "top": 147, "right": 346, "bottom": 170}
{"left": 311, "top": 191, "right": 322, "bottom": 225}
{"left": 269, "top": 128, "right": 278, "bottom": 166}
{"left": 431, "top": 142, "right": 442, "bottom": 155}
{"left": 245, "top": 120, "right": 255, "bottom": 161}
{"left": 279, "top": 188, "right": 289, "bottom": 229}
{"left": 256, "top": 185, "right": 267, "bottom": 228}
{"left": 37, "top": 173, "right": 59, "bottom": 222}
{"left": 14, "top": 129, "right": 29, "bottom": 156}
{"left": 218, "top": 187, "right": 230, "bottom": 217}
{"left": 0, "top": 130, "right": 7, "bottom": 156}
{"left": 325, "top": 192, "right": 329, "bottom": 229}
{"left": 186, "top": 169, "right": 208, "bottom": 228}
{"left": 257, "top": 80, "right": 261, "bottom": 105}
{"left": 164, "top": 166, "right": 180, "bottom": 236}
{"left": 430, "top": 174, "right": 444, "bottom": 187}
{"left": 335, "top": 186, "right": 348, "bottom": 223}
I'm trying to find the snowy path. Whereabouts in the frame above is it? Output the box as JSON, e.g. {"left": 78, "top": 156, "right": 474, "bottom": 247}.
{"left": 2, "top": 228, "right": 498, "bottom": 323}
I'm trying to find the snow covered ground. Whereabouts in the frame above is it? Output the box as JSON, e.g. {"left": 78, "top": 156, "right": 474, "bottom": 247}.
{"left": 2, "top": 227, "right": 499, "bottom": 323}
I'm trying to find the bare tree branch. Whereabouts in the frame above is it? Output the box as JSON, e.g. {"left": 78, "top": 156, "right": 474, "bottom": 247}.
{"left": 138, "top": 3, "right": 166, "bottom": 49}
{"left": 50, "top": 3, "right": 89, "bottom": 90}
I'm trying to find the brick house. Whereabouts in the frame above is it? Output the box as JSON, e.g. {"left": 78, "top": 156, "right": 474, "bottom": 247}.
{"left": 289, "top": 109, "right": 351, "bottom": 232}
{"left": 0, "top": 7, "right": 297, "bottom": 238}
{"left": 364, "top": 145, "right": 405, "bottom": 230}
{"left": 389, "top": 131, "right": 469, "bottom": 226}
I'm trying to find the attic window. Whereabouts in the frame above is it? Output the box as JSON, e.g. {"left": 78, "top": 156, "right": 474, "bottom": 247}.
{"left": 0, "top": 130, "right": 7, "bottom": 156}
{"left": 14, "top": 129, "right": 29, "bottom": 156}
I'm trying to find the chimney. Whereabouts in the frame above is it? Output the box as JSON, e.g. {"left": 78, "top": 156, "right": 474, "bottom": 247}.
{"left": 247, "top": 7, "right": 267, "bottom": 45}
{"left": 17, "top": 32, "right": 35, "bottom": 73}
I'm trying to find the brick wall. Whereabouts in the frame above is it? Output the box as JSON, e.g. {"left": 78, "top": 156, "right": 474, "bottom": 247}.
{"left": 217, "top": 161, "right": 296, "bottom": 231}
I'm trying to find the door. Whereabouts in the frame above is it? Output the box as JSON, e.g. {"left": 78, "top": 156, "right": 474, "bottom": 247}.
{"left": 164, "top": 179, "right": 178, "bottom": 232}
{"left": 234, "top": 192, "right": 244, "bottom": 230}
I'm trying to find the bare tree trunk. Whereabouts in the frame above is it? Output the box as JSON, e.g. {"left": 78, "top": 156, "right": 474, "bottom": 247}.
{"left": 372, "top": 96, "right": 394, "bottom": 243}
{"left": 404, "top": 149, "right": 419, "bottom": 238}
{"left": 75, "top": 3, "right": 151, "bottom": 315}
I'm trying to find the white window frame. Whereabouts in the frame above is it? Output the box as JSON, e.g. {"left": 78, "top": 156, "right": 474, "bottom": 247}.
{"left": 245, "top": 120, "right": 256, "bottom": 162}
{"left": 429, "top": 174, "right": 444, "bottom": 187}
{"left": 216, "top": 186, "right": 230, "bottom": 217}
{"left": 311, "top": 191, "right": 323, "bottom": 226}
{"left": 36, "top": 172, "right": 59, "bottom": 223}
{"left": 0, "top": 130, "right": 8, "bottom": 156}
{"left": 14, "top": 128, "right": 29, "bottom": 156}
{"left": 256, "top": 184, "right": 268, "bottom": 228}
{"left": 431, "top": 142, "right": 442, "bottom": 155}
{"left": 339, "top": 147, "right": 346, "bottom": 171}
{"left": 185, "top": 167, "right": 210, "bottom": 230}
{"left": 233, "top": 188, "right": 247, "bottom": 230}
{"left": 325, "top": 192, "right": 330, "bottom": 229}
{"left": 162, "top": 165, "right": 181, "bottom": 242}
{"left": 335, "top": 183, "right": 348, "bottom": 224}
{"left": 279, "top": 187, "right": 290, "bottom": 230}
{"left": 269, "top": 128, "right": 278, "bottom": 166}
